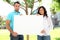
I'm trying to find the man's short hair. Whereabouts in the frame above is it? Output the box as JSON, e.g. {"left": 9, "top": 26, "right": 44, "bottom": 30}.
{"left": 14, "top": 1, "right": 20, "bottom": 5}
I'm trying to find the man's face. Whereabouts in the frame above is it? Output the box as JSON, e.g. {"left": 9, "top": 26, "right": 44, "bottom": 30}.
{"left": 14, "top": 3, "right": 20, "bottom": 11}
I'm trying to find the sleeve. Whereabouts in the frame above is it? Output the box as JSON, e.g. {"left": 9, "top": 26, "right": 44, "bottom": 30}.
{"left": 6, "top": 13, "right": 12, "bottom": 21}
{"left": 48, "top": 17, "right": 54, "bottom": 31}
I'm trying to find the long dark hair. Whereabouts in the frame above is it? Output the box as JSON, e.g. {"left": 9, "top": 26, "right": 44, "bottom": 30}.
{"left": 37, "top": 6, "right": 48, "bottom": 17}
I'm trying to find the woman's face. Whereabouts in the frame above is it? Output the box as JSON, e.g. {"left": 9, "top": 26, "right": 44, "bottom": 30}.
{"left": 39, "top": 8, "right": 44, "bottom": 15}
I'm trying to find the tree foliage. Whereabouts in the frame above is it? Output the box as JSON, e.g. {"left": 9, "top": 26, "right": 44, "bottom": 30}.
{"left": 51, "top": 0, "right": 60, "bottom": 12}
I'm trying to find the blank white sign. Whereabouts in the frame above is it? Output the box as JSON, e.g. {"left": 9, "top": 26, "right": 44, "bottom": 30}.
{"left": 14, "top": 15, "right": 43, "bottom": 35}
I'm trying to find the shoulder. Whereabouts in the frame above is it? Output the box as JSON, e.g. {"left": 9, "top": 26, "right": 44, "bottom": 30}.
{"left": 47, "top": 17, "right": 51, "bottom": 19}
{"left": 47, "top": 17, "right": 52, "bottom": 22}
{"left": 8, "top": 11, "right": 14, "bottom": 16}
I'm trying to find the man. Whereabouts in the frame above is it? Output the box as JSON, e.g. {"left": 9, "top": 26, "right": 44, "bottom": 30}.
{"left": 6, "top": 1, "right": 23, "bottom": 40}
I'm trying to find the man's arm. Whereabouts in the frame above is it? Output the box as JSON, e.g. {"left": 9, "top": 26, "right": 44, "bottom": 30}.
{"left": 6, "top": 20, "right": 18, "bottom": 37}
{"left": 6, "top": 20, "right": 13, "bottom": 33}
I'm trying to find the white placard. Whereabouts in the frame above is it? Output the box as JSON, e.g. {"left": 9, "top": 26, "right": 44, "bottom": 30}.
{"left": 14, "top": 15, "right": 43, "bottom": 35}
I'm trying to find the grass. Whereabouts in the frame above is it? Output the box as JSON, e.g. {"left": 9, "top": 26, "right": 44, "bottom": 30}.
{"left": 50, "top": 27, "right": 60, "bottom": 40}
{"left": 0, "top": 29, "right": 10, "bottom": 40}
{"left": 0, "top": 27, "right": 60, "bottom": 40}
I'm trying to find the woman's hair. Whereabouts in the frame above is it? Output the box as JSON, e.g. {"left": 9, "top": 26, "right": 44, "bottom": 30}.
{"left": 37, "top": 6, "right": 48, "bottom": 17}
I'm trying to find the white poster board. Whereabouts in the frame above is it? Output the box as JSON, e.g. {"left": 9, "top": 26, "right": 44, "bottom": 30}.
{"left": 14, "top": 15, "right": 43, "bottom": 35}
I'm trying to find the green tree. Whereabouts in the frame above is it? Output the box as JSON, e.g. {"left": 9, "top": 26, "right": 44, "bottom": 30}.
{"left": 21, "top": 0, "right": 42, "bottom": 15}
{"left": 3, "top": 0, "right": 11, "bottom": 3}
{"left": 0, "top": 16, "right": 2, "bottom": 26}
{"left": 51, "top": 0, "right": 60, "bottom": 12}
{"left": 0, "top": 16, "right": 6, "bottom": 28}
{"left": 3, "top": 0, "right": 14, "bottom": 5}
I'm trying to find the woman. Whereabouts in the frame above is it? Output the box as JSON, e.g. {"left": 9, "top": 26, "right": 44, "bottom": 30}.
{"left": 37, "top": 6, "right": 53, "bottom": 40}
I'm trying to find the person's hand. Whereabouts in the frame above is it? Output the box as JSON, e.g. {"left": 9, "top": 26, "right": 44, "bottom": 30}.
{"left": 12, "top": 32, "right": 18, "bottom": 37}
{"left": 41, "top": 29, "right": 46, "bottom": 34}
{"left": 36, "top": 14, "right": 39, "bottom": 16}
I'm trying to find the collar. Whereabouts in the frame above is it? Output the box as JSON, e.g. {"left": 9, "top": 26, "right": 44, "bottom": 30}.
{"left": 14, "top": 10, "right": 20, "bottom": 13}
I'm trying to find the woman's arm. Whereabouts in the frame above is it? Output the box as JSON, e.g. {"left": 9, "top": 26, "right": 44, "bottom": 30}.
{"left": 48, "top": 17, "right": 54, "bottom": 31}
